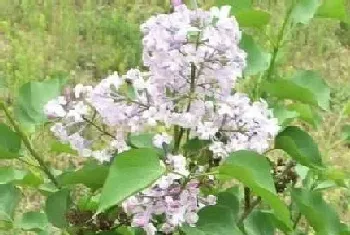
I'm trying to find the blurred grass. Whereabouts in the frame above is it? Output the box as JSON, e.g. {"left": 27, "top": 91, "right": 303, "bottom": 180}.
{"left": 0, "top": 0, "right": 349, "bottom": 233}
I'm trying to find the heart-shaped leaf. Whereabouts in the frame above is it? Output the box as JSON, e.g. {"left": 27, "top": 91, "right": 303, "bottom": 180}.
{"left": 290, "top": 0, "right": 321, "bottom": 24}
{"left": 235, "top": 10, "right": 271, "bottom": 28}
{"left": 58, "top": 164, "right": 109, "bottom": 190}
{"left": 217, "top": 151, "right": 292, "bottom": 229}
{"left": 182, "top": 205, "right": 243, "bottom": 235}
{"left": 292, "top": 70, "right": 330, "bottom": 110}
{"left": 244, "top": 210, "right": 275, "bottom": 235}
{"left": 45, "top": 189, "right": 71, "bottom": 228}
{"left": 316, "top": 0, "right": 348, "bottom": 21}
{"left": 240, "top": 34, "right": 271, "bottom": 76}
{"left": 0, "top": 124, "right": 21, "bottom": 159}
{"left": 275, "top": 126, "right": 323, "bottom": 168}
{"left": 0, "top": 184, "right": 21, "bottom": 222}
{"left": 98, "top": 148, "right": 165, "bottom": 213}
{"left": 292, "top": 188, "right": 343, "bottom": 235}
{"left": 14, "top": 78, "right": 66, "bottom": 130}
{"left": 19, "top": 212, "right": 48, "bottom": 232}
{"left": 263, "top": 70, "right": 330, "bottom": 110}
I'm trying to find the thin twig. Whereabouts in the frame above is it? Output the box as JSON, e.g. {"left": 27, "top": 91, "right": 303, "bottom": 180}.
{"left": 0, "top": 101, "right": 61, "bottom": 188}
{"left": 265, "top": 2, "right": 295, "bottom": 82}
{"left": 17, "top": 157, "right": 42, "bottom": 170}
{"left": 238, "top": 196, "right": 262, "bottom": 224}
{"left": 82, "top": 116, "right": 115, "bottom": 139}
{"left": 293, "top": 212, "right": 302, "bottom": 229}
{"left": 244, "top": 187, "right": 251, "bottom": 212}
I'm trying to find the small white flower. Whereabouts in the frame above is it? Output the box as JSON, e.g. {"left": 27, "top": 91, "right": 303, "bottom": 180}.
{"left": 153, "top": 133, "right": 172, "bottom": 148}
{"left": 92, "top": 150, "right": 112, "bottom": 162}
{"left": 196, "top": 122, "right": 218, "bottom": 140}
{"left": 125, "top": 68, "right": 142, "bottom": 81}
{"left": 210, "top": 5, "right": 231, "bottom": 20}
{"left": 185, "top": 212, "right": 199, "bottom": 226}
{"left": 44, "top": 99, "right": 66, "bottom": 118}
{"left": 144, "top": 223, "right": 157, "bottom": 235}
{"left": 206, "top": 195, "right": 217, "bottom": 205}
{"left": 74, "top": 84, "right": 84, "bottom": 98}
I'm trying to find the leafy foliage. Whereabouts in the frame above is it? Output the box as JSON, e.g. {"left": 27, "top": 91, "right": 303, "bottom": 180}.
{"left": 0, "top": 184, "right": 21, "bottom": 223}
{"left": 45, "top": 189, "right": 71, "bottom": 228}
{"left": 317, "top": 0, "right": 348, "bottom": 21}
{"left": 57, "top": 163, "right": 109, "bottom": 190}
{"left": 275, "top": 126, "right": 323, "bottom": 168}
{"left": 290, "top": 0, "right": 321, "bottom": 24}
{"left": 292, "top": 188, "right": 344, "bottom": 235}
{"left": 263, "top": 70, "right": 330, "bottom": 110}
{"left": 240, "top": 34, "right": 271, "bottom": 76}
{"left": 19, "top": 212, "right": 48, "bottom": 232}
{"left": 14, "top": 78, "right": 66, "bottom": 130}
{"left": 98, "top": 148, "right": 165, "bottom": 213}
{"left": 183, "top": 205, "right": 243, "bottom": 235}
{"left": 0, "top": 0, "right": 349, "bottom": 234}
{"left": 218, "top": 151, "right": 292, "bottom": 229}
{"left": 0, "top": 124, "right": 21, "bottom": 159}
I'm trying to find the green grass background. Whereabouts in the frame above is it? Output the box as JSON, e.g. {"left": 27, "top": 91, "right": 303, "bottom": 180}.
{"left": 0, "top": 0, "right": 349, "bottom": 234}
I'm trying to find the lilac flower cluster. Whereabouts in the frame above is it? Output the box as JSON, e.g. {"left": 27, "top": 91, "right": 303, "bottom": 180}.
{"left": 44, "top": 4, "right": 279, "bottom": 234}
{"left": 122, "top": 153, "right": 216, "bottom": 234}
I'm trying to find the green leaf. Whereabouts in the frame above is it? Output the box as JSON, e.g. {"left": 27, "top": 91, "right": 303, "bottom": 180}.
{"left": 98, "top": 148, "right": 165, "bottom": 213}
{"left": 244, "top": 210, "right": 275, "bottom": 235}
{"left": 0, "top": 220, "right": 13, "bottom": 231}
{"left": 0, "top": 167, "right": 26, "bottom": 184}
{"left": 128, "top": 133, "right": 155, "bottom": 149}
{"left": 316, "top": 0, "right": 347, "bottom": 21}
{"left": 182, "top": 205, "right": 243, "bottom": 235}
{"left": 291, "top": 70, "right": 330, "bottom": 110}
{"left": 341, "top": 124, "right": 350, "bottom": 143}
{"left": 322, "top": 168, "right": 348, "bottom": 188}
{"left": 217, "top": 151, "right": 292, "bottom": 229}
{"left": 10, "top": 167, "right": 44, "bottom": 188}
{"left": 39, "top": 183, "right": 58, "bottom": 196}
{"left": 291, "top": 0, "right": 321, "bottom": 24}
{"left": 19, "top": 212, "right": 48, "bottom": 231}
{"left": 45, "top": 189, "right": 71, "bottom": 228}
{"left": 240, "top": 34, "right": 271, "bottom": 76}
{"left": 314, "top": 180, "right": 338, "bottom": 191}
{"left": 37, "top": 230, "right": 50, "bottom": 235}
{"left": 14, "top": 78, "right": 66, "bottom": 129}
{"left": 344, "top": 101, "right": 350, "bottom": 117}
{"left": 235, "top": 10, "right": 271, "bottom": 28}
{"left": 215, "top": 0, "right": 252, "bottom": 13}
{"left": 292, "top": 188, "right": 343, "bottom": 235}
{"left": 77, "top": 194, "right": 99, "bottom": 211}
{"left": 217, "top": 191, "right": 240, "bottom": 218}
{"left": 263, "top": 71, "right": 329, "bottom": 110}
{"left": 0, "top": 184, "right": 21, "bottom": 222}
{"left": 275, "top": 126, "right": 323, "bottom": 168}
{"left": 340, "top": 223, "right": 350, "bottom": 235}
{"left": 262, "top": 79, "right": 317, "bottom": 106}
{"left": 287, "top": 103, "right": 322, "bottom": 128}
{"left": 273, "top": 105, "right": 299, "bottom": 126}
{"left": 0, "top": 123, "right": 21, "bottom": 159}
{"left": 58, "top": 164, "right": 109, "bottom": 190}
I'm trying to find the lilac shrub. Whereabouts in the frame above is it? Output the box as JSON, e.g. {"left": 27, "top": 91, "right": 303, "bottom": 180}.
{"left": 44, "top": 4, "right": 279, "bottom": 234}
{"left": 1, "top": 1, "right": 346, "bottom": 235}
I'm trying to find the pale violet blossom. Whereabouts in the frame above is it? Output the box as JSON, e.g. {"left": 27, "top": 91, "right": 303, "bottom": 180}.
{"left": 44, "top": 5, "right": 279, "bottom": 233}
{"left": 153, "top": 133, "right": 172, "bottom": 148}
{"left": 44, "top": 97, "right": 67, "bottom": 118}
